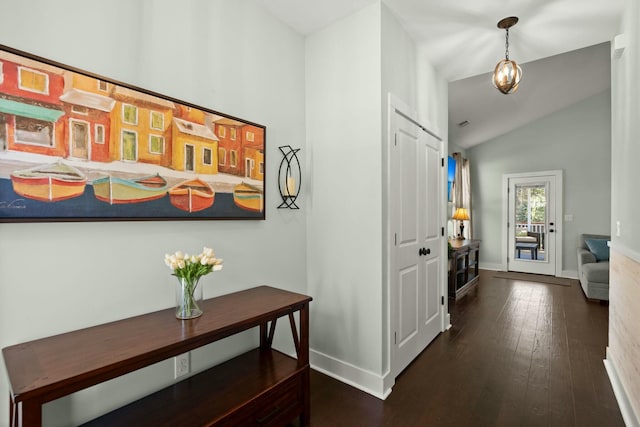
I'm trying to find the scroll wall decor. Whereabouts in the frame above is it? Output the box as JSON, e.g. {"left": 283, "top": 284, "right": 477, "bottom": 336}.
{"left": 0, "top": 44, "right": 265, "bottom": 222}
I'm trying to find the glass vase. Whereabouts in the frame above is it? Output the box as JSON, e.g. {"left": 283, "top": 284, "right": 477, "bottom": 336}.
{"left": 175, "top": 276, "right": 203, "bottom": 319}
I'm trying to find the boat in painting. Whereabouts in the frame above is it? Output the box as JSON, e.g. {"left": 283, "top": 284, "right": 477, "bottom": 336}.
{"left": 10, "top": 161, "right": 87, "bottom": 202}
{"left": 233, "top": 182, "right": 263, "bottom": 212}
{"left": 93, "top": 174, "right": 169, "bottom": 204}
{"left": 169, "top": 178, "right": 215, "bottom": 212}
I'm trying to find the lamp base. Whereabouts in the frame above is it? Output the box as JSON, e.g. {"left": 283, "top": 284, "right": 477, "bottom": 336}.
{"left": 458, "top": 224, "right": 465, "bottom": 240}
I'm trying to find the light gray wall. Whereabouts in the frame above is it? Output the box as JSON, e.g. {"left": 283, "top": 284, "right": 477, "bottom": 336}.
{"left": 305, "top": 1, "right": 447, "bottom": 396}
{"left": 306, "top": 2, "right": 383, "bottom": 376}
{"left": 611, "top": 4, "right": 640, "bottom": 254}
{"left": 468, "top": 90, "right": 611, "bottom": 275}
{"left": 0, "top": 0, "right": 306, "bottom": 425}
{"left": 448, "top": 142, "right": 466, "bottom": 157}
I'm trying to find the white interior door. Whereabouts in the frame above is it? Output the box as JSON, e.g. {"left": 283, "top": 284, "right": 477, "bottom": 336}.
{"left": 390, "top": 104, "right": 443, "bottom": 378}
{"left": 505, "top": 171, "right": 562, "bottom": 275}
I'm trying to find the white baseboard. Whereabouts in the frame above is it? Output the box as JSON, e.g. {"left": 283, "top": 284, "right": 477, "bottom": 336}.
{"left": 481, "top": 264, "right": 577, "bottom": 280}
{"left": 309, "top": 349, "right": 391, "bottom": 400}
{"left": 561, "top": 270, "right": 578, "bottom": 279}
{"left": 604, "top": 347, "right": 640, "bottom": 427}
{"left": 478, "top": 262, "right": 503, "bottom": 271}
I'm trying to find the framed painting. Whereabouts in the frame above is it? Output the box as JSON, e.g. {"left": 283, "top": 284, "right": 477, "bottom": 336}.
{"left": 0, "top": 44, "right": 265, "bottom": 222}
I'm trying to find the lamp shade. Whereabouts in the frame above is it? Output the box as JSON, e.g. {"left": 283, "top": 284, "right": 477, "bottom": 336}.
{"left": 452, "top": 208, "right": 470, "bottom": 221}
{"left": 492, "top": 59, "right": 522, "bottom": 94}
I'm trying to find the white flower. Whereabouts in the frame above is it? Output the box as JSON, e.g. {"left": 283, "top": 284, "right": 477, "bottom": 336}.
{"left": 164, "top": 246, "right": 223, "bottom": 280}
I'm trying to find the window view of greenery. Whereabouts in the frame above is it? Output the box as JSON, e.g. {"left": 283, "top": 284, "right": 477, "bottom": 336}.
{"left": 515, "top": 185, "right": 546, "bottom": 233}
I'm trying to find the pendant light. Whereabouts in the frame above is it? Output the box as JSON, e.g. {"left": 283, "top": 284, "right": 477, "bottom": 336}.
{"left": 492, "top": 16, "right": 522, "bottom": 94}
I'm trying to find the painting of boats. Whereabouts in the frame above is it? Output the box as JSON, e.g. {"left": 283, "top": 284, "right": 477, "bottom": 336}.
{"left": 93, "top": 174, "right": 169, "bottom": 204}
{"left": 0, "top": 44, "right": 265, "bottom": 221}
{"left": 10, "top": 162, "right": 87, "bottom": 202}
{"left": 169, "top": 178, "right": 215, "bottom": 212}
{"left": 233, "top": 182, "right": 264, "bottom": 213}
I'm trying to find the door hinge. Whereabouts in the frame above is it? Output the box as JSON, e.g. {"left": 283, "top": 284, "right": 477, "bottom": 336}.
{"left": 394, "top": 133, "right": 397, "bottom": 146}
{"left": 441, "top": 296, "right": 445, "bottom": 305}
{"left": 394, "top": 233, "right": 397, "bottom": 246}
{"left": 441, "top": 157, "right": 444, "bottom": 167}
{"left": 394, "top": 332, "right": 397, "bottom": 344}
{"left": 441, "top": 227, "right": 445, "bottom": 237}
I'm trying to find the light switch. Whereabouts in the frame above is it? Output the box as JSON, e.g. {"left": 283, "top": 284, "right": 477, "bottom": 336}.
{"left": 616, "top": 221, "right": 621, "bottom": 237}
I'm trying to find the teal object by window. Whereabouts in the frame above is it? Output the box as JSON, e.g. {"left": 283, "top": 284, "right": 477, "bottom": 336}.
{"left": 585, "top": 238, "right": 610, "bottom": 261}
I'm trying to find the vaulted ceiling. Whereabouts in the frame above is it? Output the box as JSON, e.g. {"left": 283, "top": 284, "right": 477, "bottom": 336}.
{"left": 258, "top": 0, "right": 624, "bottom": 147}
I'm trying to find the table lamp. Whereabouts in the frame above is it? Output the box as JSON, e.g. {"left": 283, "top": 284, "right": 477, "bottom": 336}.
{"left": 452, "top": 208, "right": 470, "bottom": 239}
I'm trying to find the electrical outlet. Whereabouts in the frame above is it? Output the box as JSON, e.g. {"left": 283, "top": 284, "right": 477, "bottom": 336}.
{"left": 174, "top": 353, "right": 189, "bottom": 378}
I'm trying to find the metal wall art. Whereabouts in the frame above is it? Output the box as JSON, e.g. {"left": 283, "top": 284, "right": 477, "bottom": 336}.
{"left": 277, "top": 145, "right": 300, "bottom": 209}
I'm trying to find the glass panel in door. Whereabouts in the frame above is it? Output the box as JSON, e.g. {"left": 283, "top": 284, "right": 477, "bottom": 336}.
{"left": 513, "top": 183, "right": 546, "bottom": 262}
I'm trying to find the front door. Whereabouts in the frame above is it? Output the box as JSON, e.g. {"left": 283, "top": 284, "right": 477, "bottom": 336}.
{"left": 505, "top": 171, "right": 562, "bottom": 275}
{"left": 246, "top": 158, "right": 254, "bottom": 178}
{"left": 70, "top": 120, "right": 89, "bottom": 159}
{"left": 390, "top": 103, "right": 443, "bottom": 377}
{"left": 122, "top": 130, "right": 137, "bottom": 161}
{"left": 185, "top": 145, "right": 195, "bottom": 172}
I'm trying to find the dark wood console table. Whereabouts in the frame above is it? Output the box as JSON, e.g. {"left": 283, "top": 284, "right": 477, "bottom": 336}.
{"left": 2, "top": 286, "right": 312, "bottom": 427}
{"left": 448, "top": 239, "right": 480, "bottom": 300}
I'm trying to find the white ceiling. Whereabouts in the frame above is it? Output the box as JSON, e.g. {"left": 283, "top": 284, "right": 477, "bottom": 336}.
{"left": 258, "top": 0, "right": 624, "bottom": 147}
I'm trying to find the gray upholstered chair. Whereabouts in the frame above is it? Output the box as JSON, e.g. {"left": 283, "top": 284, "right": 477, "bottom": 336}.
{"left": 577, "top": 233, "right": 610, "bottom": 301}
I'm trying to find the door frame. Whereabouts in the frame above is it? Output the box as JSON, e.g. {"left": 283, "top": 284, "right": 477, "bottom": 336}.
{"left": 501, "top": 170, "right": 563, "bottom": 275}
{"left": 386, "top": 93, "right": 447, "bottom": 387}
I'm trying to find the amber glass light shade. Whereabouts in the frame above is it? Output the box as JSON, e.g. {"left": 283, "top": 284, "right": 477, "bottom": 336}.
{"left": 493, "top": 59, "right": 522, "bottom": 94}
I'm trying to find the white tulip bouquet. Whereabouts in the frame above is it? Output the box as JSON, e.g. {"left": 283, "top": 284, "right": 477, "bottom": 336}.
{"left": 165, "top": 247, "right": 223, "bottom": 319}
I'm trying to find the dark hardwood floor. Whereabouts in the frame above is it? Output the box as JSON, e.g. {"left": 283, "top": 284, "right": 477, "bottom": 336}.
{"left": 306, "top": 270, "right": 624, "bottom": 426}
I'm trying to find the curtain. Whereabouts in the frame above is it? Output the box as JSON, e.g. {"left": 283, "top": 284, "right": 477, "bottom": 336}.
{"left": 452, "top": 152, "right": 473, "bottom": 239}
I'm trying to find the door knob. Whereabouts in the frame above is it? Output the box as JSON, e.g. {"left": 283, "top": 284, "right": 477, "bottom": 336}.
{"left": 418, "top": 248, "right": 424, "bottom": 256}
{"left": 549, "top": 229, "right": 555, "bottom": 233}
{"left": 549, "top": 222, "right": 555, "bottom": 226}
{"left": 426, "top": 248, "right": 431, "bottom": 255}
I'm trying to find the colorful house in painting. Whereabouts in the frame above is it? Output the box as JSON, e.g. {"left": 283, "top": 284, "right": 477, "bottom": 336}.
{"left": 0, "top": 52, "right": 66, "bottom": 157}
{"left": 213, "top": 118, "right": 244, "bottom": 176}
{"left": 109, "top": 86, "right": 175, "bottom": 167}
{"left": 59, "top": 74, "right": 115, "bottom": 162}
{"left": 171, "top": 118, "right": 219, "bottom": 174}
{"left": 213, "top": 118, "right": 264, "bottom": 179}
{"left": 240, "top": 124, "right": 264, "bottom": 181}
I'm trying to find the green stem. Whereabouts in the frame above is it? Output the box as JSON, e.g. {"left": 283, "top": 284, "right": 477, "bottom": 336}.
{"left": 178, "top": 277, "right": 199, "bottom": 318}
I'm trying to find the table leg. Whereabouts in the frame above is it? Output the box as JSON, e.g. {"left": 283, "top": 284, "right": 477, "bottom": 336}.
{"left": 16, "top": 400, "right": 42, "bottom": 427}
